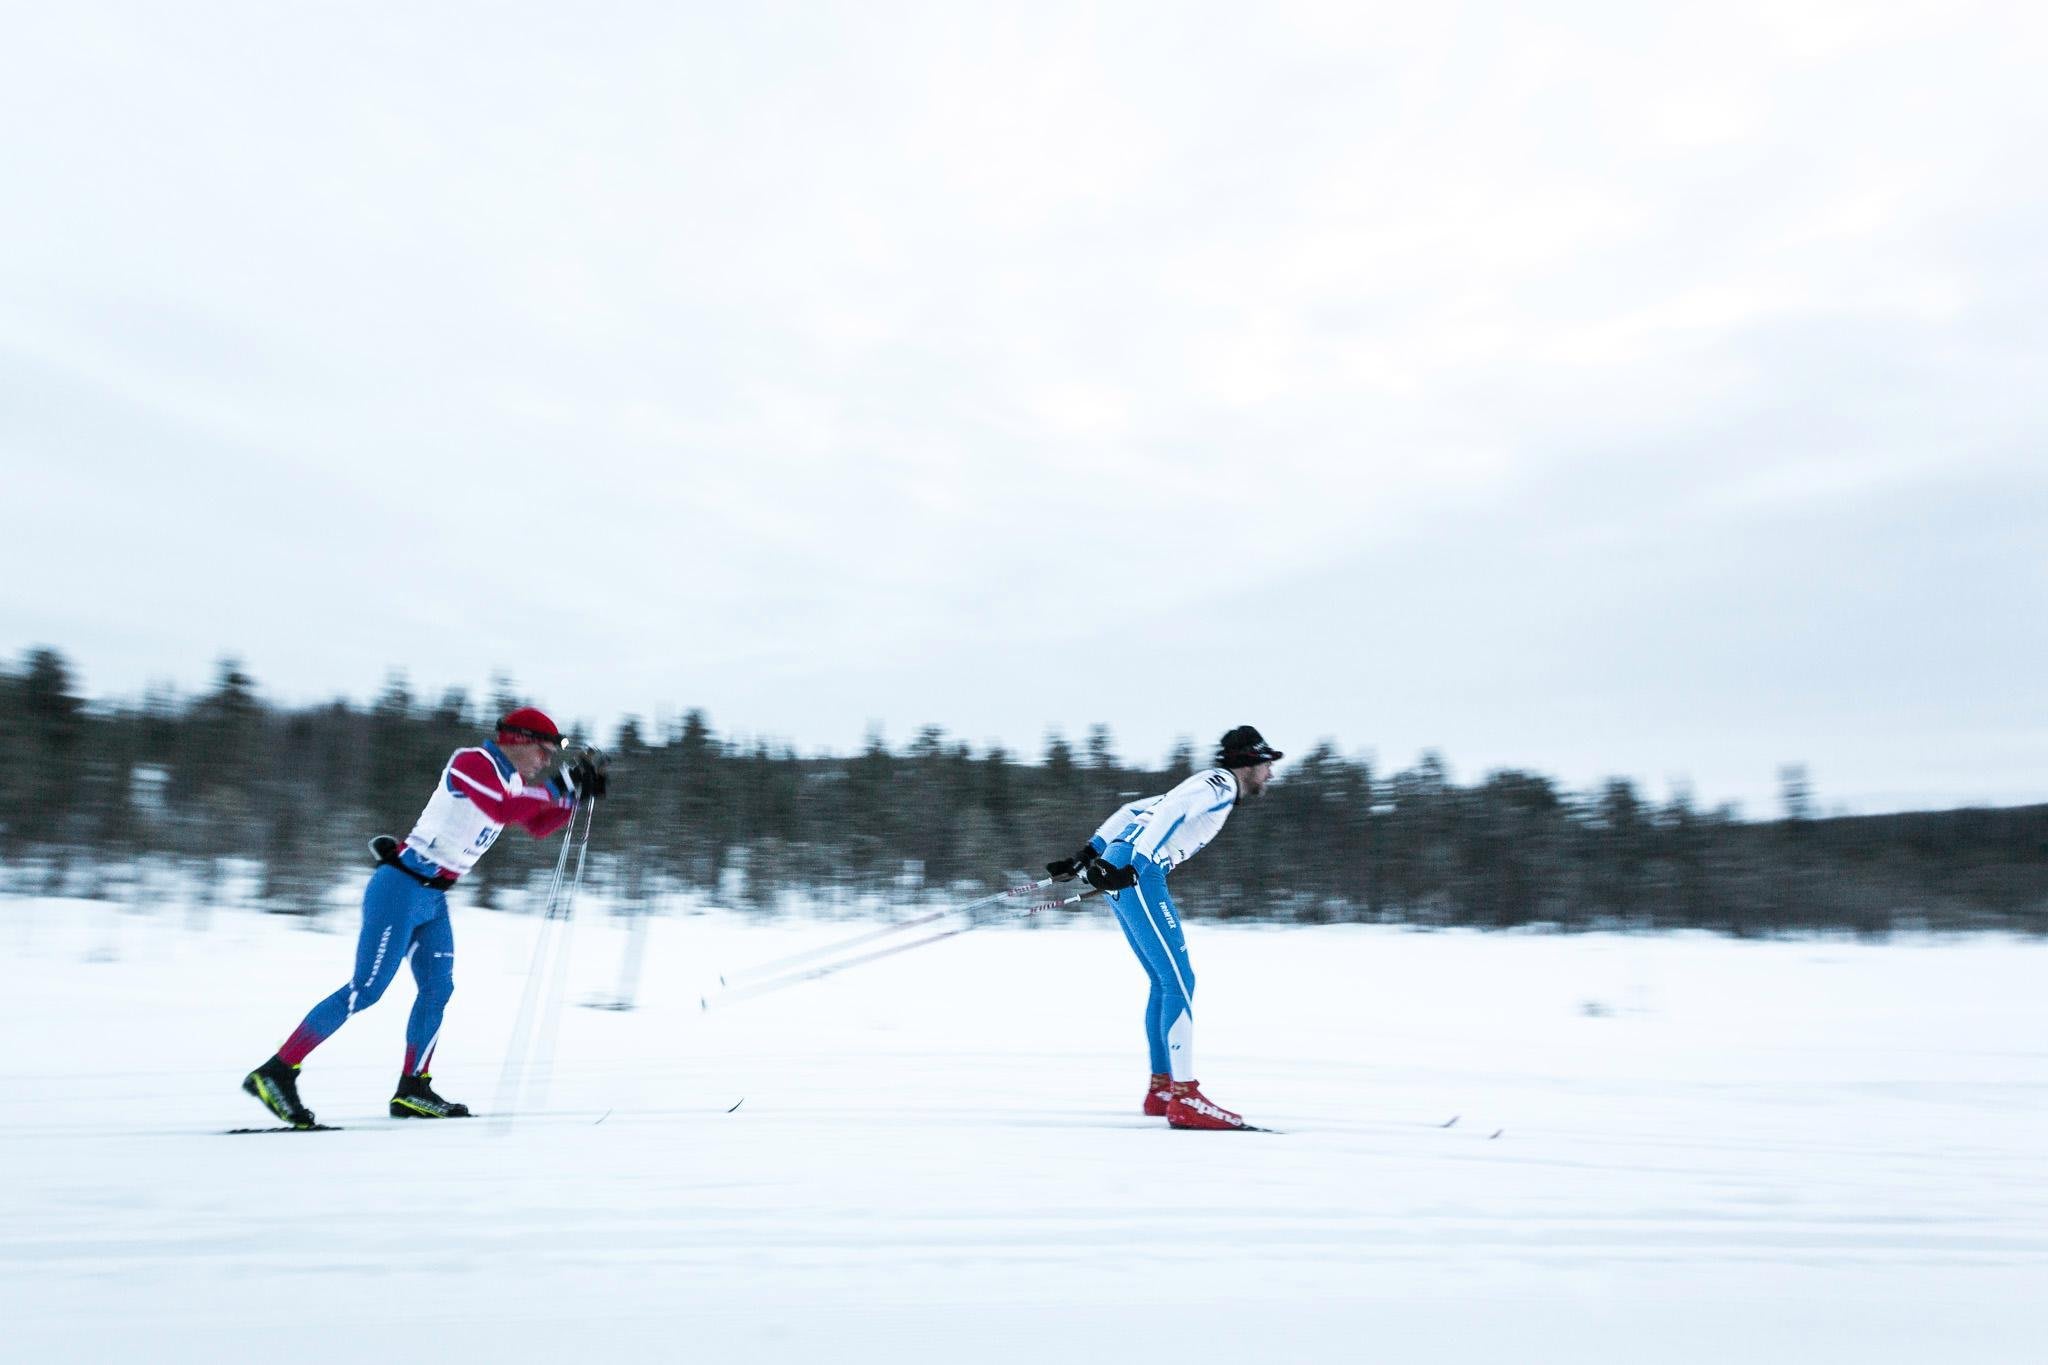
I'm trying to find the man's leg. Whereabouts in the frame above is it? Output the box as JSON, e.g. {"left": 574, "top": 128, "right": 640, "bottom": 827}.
{"left": 1105, "top": 856, "right": 1196, "bottom": 1082}
{"left": 1107, "top": 857, "right": 1254, "bottom": 1129}
{"left": 402, "top": 902, "right": 455, "bottom": 1077}
{"left": 243, "top": 868, "right": 423, "bottom": 1126}
{"left": 1122, "top": 860, "right": 1196, "bottom": 1083}
{"left": 277, "top": 868, "right": 424, "bottom": 1065}
{"left": 390, "top": 902, "right": 471, "bottom": 1117}
{"left": 1108, "top": 889, "right": 1175, "bottom": 1077}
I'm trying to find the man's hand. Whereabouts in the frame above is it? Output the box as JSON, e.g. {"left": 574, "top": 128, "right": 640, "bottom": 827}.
{"left": 1046, "top": 846, "right": 1096, "bottom": 882}
{"left": 1081, "top": 855, "right": 1137, "bottom": 893}
{"left": 565, "top": 748, "right": 610, "bottom": 800}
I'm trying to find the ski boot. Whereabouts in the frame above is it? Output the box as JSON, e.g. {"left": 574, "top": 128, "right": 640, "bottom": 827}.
{"left": 390, "top": 1073, "right": 472, "bottom": 1118}
{"left": 1142, "top": 1072, "right": 1173, "bottom": 1117}
{"left": 1166, "top": 1079, "right": 1256, "bottom": 1131}
{"left": 243, "top": 1055, "right": 317, "bottom": 1128}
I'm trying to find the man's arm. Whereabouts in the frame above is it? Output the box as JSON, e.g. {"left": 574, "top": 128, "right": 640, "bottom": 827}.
{"left": 1132, "top": 770, "right": 1234, "bottom": 867}
{"left": 1047, "top": 797, "right": 1155, "bottom": 888}
{"left": 447, "top": 750, "right": 576, "bottom": 837}
{"left": 1089, "top": 797, "right": 1152, "bottom": 850}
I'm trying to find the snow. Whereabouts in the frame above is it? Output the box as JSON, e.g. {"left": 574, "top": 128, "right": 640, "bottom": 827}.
{"left": 3, "top": 893, "right": 2045, "bottom": 1363}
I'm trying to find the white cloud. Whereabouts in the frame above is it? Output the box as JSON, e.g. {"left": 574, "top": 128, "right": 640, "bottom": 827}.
{"left": 3, "top": 1, "right": 2045, "bottom": 810}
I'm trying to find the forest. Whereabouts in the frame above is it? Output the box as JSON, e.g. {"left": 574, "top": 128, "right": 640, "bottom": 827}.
{"left": 5, "top": 647, "right": 2043, "bottom": 935}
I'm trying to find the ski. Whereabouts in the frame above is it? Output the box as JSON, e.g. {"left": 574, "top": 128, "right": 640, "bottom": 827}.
{"left": 225, "top": 1124, "right": 344, "bottom": 1134}
{"left": 1438, "top": 1115, "right": 1505, "bottom": 1138}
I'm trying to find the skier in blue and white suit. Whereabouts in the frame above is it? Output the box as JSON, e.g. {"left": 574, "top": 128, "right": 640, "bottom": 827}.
{"left": 1047, "top": 725, "right": 1282, "bottom": 1131}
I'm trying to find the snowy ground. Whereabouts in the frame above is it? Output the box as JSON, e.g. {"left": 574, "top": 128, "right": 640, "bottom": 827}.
{"left": 3, "top": 892, "right": 2045, "bottom": 1363}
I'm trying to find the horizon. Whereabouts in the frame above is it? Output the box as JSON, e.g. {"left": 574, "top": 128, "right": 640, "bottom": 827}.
{"left": 14, "top": 640, "right": 2038, "bottom": 823}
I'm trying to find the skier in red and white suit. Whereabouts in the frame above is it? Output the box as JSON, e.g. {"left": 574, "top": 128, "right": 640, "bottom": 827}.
{"left": 241, "top": 707, "right": 605, "bottom": 1127}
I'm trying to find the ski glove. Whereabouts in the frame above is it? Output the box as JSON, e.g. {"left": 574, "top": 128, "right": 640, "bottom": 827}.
{"left": 565, "top": 749, "right": 610, "bottom": 801}
{"left": 1046, "top": 846, "right": 1096, "bottom": 882}
{"left": 1081, "top": 855, "right": 1138, "bottom": 893}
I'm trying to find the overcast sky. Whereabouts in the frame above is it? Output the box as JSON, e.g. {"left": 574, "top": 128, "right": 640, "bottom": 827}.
{"left": 3, "top": 2, "right": 2044, "bottom": 816}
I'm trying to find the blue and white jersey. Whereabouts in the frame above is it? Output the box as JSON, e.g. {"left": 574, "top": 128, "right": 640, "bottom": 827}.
{"left": 1088, "top": 767, "right": 1240, "bottom": 874}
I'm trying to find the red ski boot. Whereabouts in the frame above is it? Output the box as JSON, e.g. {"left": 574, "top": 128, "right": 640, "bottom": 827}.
{"left": 1166, "top": 1079, "right": 1258, "bottom": 1131}
{"left": 1142, "top": 1072, "right": 1172, "bottom": 1117}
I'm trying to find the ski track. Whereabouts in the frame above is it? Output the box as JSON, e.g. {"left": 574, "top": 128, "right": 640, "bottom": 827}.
{"left": 3, "top": 896, "right": 2045, "bottom": 1363}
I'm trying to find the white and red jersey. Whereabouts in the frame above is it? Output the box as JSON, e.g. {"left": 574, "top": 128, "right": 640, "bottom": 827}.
{"left": 1088, "top": 767, "right": 1240, "bottom": 874}
{"left": 404, "top": 743, "right": 576, "bottom": 876}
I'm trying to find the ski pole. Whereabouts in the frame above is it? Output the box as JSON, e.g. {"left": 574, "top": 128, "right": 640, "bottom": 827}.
{"left": 702, "top": 883, "right": 1095, "bottom": 1011}
{"left": 716, "top": 874, "right": 1065, "bottom": 987}
{"left": 530, "top": 799, "right": 598, "bottom": 1109}
{"left": 493, "top": 799, "right": 596, "bottom": 1127}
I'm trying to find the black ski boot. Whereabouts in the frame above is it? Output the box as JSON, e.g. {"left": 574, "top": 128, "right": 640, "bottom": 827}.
{"left": 390, "top": 1073, "right": 472, "bottom": 1118}
{"left": 242, "top": 1055, "right": 317, "bottom": 1128}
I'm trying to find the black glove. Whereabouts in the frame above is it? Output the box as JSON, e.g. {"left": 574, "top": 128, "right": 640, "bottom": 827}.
{"left": 565, "top": 748, "right": 610, "bottom": 800}
{"left": 1081, "top": 855, "right": 1137, "bottom": 893}
{"left": 1046, "top": 846, "right": 1096, "bottom": 882}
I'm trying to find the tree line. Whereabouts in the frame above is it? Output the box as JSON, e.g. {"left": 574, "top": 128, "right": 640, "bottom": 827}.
{"left": 3, "top": 646, "right": 2043, "bottom": 935}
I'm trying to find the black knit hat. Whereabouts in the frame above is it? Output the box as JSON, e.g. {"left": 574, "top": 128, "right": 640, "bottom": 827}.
{"left": 1216, "top": 725, "right": 1283, "bottom": 768}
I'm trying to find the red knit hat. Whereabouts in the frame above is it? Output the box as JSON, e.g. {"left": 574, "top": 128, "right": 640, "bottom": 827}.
{"left": 497, "top": 707, "right": 565, "bottom": 746}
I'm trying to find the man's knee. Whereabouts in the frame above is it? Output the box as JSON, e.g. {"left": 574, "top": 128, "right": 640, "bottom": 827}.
{"left": 415, "top": 947, "right": 456, "bottom": 1004}
{"left": 347, "top": 973, "right": 394, "bottom": 1012}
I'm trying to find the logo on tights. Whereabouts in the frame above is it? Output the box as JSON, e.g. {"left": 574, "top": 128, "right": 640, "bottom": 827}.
{"left": 359, "top": 926, "right": 394, "bottom": 993}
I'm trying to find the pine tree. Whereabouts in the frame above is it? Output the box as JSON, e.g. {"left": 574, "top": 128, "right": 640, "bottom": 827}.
{"left": 11, "top": 648, "right": 86, "bottom": 848}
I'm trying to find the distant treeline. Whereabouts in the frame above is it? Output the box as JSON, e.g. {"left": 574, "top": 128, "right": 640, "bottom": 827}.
{"left": 4, "top": 647, "right": 2044, "bottom": 935}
